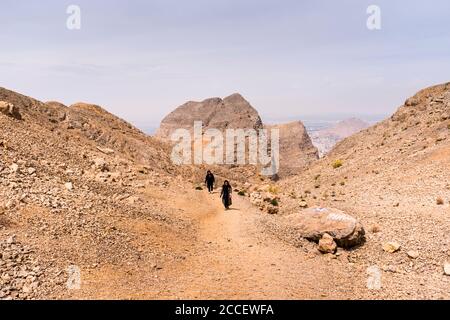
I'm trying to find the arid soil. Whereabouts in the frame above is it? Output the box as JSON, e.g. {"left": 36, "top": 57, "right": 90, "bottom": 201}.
{"left": 2, "top": 83, "right": 450, "bottom": 300}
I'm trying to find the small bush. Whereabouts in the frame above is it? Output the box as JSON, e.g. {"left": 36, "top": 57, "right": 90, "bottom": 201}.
{"left": 270, "top": 198, "right": 279, "bottom": 207}
{"left": 437, "top": 197, "right": 444, "bottom": 205}
{"left": 238, "top": 191, "right": 246, "bottom": 196}
{"left": 332, "top": 159, "right": 343, "bottom": 169}
{"left": 340, "top": 181, "right": 345, "bottom": 186}
{"left": 195, "top": 186, "right": 203, "bottom": 191}
{"left": 268, "top": 185, "right": 279, "bottom": 195}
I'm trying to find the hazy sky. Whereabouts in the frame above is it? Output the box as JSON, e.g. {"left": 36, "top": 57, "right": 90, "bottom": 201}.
{"left": 1, "top": 0, "right": 450, "bottom": 128}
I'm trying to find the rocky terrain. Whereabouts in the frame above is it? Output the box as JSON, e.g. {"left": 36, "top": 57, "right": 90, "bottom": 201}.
{"left": 310, "top": 118, "right": 370, "bottom": 157}
{"left": 260, "top": 82, "right": 450, "bottom": 298}
{"left": 2, "top": 82, "right": 450, "bottom": 300}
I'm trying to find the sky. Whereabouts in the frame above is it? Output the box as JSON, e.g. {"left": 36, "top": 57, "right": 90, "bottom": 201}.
{"left": 1, "top": 0, "right": 450, "bottom": 130}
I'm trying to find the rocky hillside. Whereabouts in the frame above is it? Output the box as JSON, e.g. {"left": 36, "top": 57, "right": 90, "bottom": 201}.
{"left": 310, "top": 118, "right": 370, "bottom": 157}
{"left": 0, "top": 87, "right": 202, "bottom": 299}
{"left": 264, "top": 82, "right": 450, "bottom": 298}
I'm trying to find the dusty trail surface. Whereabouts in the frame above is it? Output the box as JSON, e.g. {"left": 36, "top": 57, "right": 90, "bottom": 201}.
{"left": 69, "top": 188, "right": 358, "bottom": 300}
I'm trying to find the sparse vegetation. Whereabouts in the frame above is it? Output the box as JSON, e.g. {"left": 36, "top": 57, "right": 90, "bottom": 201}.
{"left": 369, "top": 225, "right": 381, "bottom": 233}
{"left": 270, "top": 198, "right": 279, "bottom": 207}
{"left": 195, "top": 186, "right": 203, "bottom": 191}
{"left": 238, "top": 190, "right": 246, "bottom": 196}
{"left": 268, "top": 185, "right": 279, "bottom": 195}
{"left": 340, "top": 181, "right": 345, "bottom": 186}
{"left": 332, "top": 159, "right": 343, "bottom": 169}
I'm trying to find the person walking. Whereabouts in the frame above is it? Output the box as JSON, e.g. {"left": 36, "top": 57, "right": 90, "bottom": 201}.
{"left": 205, "top": 170, "right": 215, "bottom": 193}
{"left": 220, "top": 180, "right": 233, "bottom": 210}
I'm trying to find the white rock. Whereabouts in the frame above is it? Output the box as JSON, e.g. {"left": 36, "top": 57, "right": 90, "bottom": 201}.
{"left": 9, "top": 163, "right": 19, "bottom": 173}
{"left": 444, "top": 262, "right": 450, "bottom": 276}
{"left": 64, "top": 182, "right": 73, "bottom": 191}
{"left": 407, "top": 250, "right": 419, "bottom": 259}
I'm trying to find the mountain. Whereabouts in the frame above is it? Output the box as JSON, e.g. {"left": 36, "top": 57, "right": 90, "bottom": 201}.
{"left": 265, "top": 121, "right": 319, "bottom": 176}
{"left": 157, "top": 94, "right": 319, "bottom": 177}
{"left": 310, "top": 118, "right": 370, "bottom": 157}
{"left": 156, "top": 93, "right": 263, "bottom": 138}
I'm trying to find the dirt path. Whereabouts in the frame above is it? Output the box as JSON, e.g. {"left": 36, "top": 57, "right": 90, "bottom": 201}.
{"left": 68, "top": 188, "right": 359, "bottom": 299}
{"left": 156, "top": 190, "right": 352, "bottom": 299}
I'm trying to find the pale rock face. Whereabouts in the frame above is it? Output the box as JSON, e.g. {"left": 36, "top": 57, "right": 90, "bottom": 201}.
{"left": 157, "top": 94, "right": 319, "bottom": 178}
{"left": 265, "top": 121, "right": 319, "bottom": 176}
{"left": 156, "top": 93, "right": 263, "bottom": 139}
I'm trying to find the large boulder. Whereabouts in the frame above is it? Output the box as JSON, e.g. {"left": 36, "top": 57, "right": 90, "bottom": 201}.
{"left": 284, "top": 207, "right": 365, "bottom": 248}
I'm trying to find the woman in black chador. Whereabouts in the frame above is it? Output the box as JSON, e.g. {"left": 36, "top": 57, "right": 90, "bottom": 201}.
{"left": 204, "top": 170, "right": 215, "bottom": 193}
{"left": 220, "top": 180, "right": 232, "bottom": 210}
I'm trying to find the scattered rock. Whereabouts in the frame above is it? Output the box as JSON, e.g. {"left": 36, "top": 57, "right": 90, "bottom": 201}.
{"left": 0, "top": 101, "right": 22, "bottom": 120}
{"left": 383, "top": 242, "right": 401, "bottom": 253}
{"left": 444, "top": 262, "right": 450, "bottom": 276}
{"left": 96, "top": 146, "right": 115, "bottom": 155}
{"left": 64, "top": 182, "right": 73, "bottom": 191}
{"left": 407, "top": 250, "right": 419, "bottom": 259}
{"left": 405, "top": 97, "right": 419, "bottom": 107}
{"left": 92, "top": 158, "right": 109, "bottom": 172}
{"left": 9, "top": 163, "right": 19, "bottom": 173}
{"left": 318, "top": 233, "right": 337, "bottom": 254}
{"left": 267, "top": 206, "right": 279, "bottom": 215}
